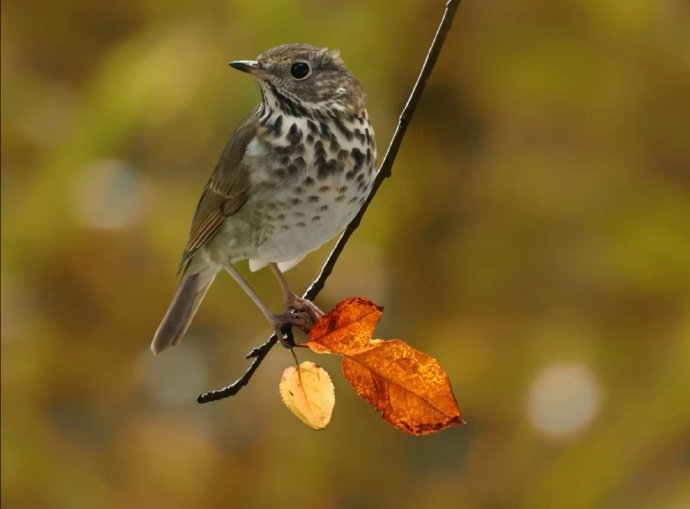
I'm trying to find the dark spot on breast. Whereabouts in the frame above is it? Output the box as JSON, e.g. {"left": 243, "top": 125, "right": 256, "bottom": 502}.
{"left": 311, "top": 216, "right": 321, "bottom": 222}
{"left": 287, "top": 164, "right": 298, "bottom": 176}
{"left": 338, "top": 149, "right": 348, "bottom": 162}
{"left": 318, "top": 185, "right": 330, "bottom": 192}
{"left": 348, "top": 196, "right": 359, "bottom": 204}
{"left": 274, "top": 145, "right": 292, "bottom": 155}
{"left": 293, "top": 211, "right": 305, "bottom": 218}
{"left": 303, "top": 176, "right": 315, "bottom": 187}
{"left": 276, "top": 213, "right": 285, "bottom": 220}
{"left": 329, "top": 139, "right": 340, "bottom": 152}
{"left": 296, "top": 222, "right": 306, "bottom": 228}
{"left": 335, "top": 195, "right": 346, "bottom": 202}
{"left": 333, "top": 116, "right": 354, "bottom": 141}
{"left": 306, "top": 134, "right": 315, "bottom": 144}
{"left": 272, "top": 168, "right": 286, "bottom": 179}
{"left": 366, "top": 148, "right": 372, "bottom": 163}
{"left": 281, "top": 225, "right": 290, "bottom": 230}
{"left": 314, "top": 139, "right": 342, "bottom": 179}
{"left": 287, "top": 123, "right": 303, "bottom": 145}
{"left": 319, "top": 205, "right": 329, "bottom": 212}
{"left": 319, "top": 122, "right": 332, "bottom": 141}
{"left": 294, "top": 186, "right": 303, "bottom": 195}
{"left": 307, "top": 119, "right": 319, "bottom": 134}
{"left": 308, "top": 195, "right": 319, "bottom": 203}
{"left": 354, "top": 128, "right": 366, "bottom": 144}
{"left": 351, "top": 148, "right": 365, "bottom": 170}
{"left": 317, "top": 159, "right": 341, "bottom": 180}
{"left": 290, "top": 198, "right": 302, "bottom": 205}
{"left": 314, "top": 140, "right": 326, "bottom": 158}
{"left": 281, "top": 155, "right": 289, "bottom": 165}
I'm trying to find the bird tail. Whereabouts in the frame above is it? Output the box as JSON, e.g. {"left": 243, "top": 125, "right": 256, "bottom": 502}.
{"left": 151, "top": 267, "right": 216, "bottom": 354}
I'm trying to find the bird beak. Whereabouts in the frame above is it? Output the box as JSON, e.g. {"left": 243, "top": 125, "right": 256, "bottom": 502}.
{"left": 229, "top": 60, "right": 263, "bottom": 76}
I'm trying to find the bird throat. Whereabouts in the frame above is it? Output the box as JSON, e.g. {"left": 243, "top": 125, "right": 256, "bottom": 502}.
{"left": 254, "top": 86, "right": 375, "bottom": 183}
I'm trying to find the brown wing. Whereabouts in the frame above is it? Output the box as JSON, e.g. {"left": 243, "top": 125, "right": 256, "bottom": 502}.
{"left": 178, "top": 109, "right": 258, "bottom": 273}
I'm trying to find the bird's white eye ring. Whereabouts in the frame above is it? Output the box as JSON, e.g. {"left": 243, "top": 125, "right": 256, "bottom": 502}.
{"left": 290, "top": 61, "right": 311, "bottom": 80}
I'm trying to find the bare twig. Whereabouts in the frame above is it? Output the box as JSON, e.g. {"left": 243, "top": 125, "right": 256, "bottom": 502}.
{"left": 198, "top": 0, "right": 462, "bottom": 404}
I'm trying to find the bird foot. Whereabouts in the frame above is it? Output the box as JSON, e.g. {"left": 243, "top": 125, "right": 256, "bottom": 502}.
{"left": 286, "top": 296, "right": 324, "bottom": 323}
{"left": 270, "top": 298, "right": 323, "bottom": 347}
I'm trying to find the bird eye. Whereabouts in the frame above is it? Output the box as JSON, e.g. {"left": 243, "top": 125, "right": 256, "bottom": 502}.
{"left": 290, "top": 62, "right": 311, "bottom": 80}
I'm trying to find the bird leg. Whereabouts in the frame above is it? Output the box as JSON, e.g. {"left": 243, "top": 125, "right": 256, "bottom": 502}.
{"left": 269, "top": 263, "right": 324, "bottom": 327}
{"left": 223, "top": 264, "right": 310, "bottom": 344}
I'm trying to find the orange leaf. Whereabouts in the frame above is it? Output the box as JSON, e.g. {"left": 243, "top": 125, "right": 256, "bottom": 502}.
{"left": 305, "top": 297, "right": 464, "bottom": 435}
{"left": 307, "top": 297, "right": 383, "bottom": 354}
{"left": 343, "top": 340, "right": 464, "bottom": 435}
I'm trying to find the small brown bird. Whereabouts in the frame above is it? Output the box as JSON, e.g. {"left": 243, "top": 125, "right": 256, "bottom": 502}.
{"left": 152, "top": 44, "right": 376, "bottom": 354}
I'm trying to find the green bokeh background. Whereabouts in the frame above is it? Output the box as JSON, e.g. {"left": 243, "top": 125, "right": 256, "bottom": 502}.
{"left": 2, "top": 1, "right": 689, "bottom": 508}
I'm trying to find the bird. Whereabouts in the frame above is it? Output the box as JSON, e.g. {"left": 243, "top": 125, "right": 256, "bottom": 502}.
{"left": 151, "top": 43, "right": 377, "bottom": 354}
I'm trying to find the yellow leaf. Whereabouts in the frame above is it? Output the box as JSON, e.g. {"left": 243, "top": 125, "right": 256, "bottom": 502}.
{"left": 279, "top": 361, "right": 335, "bottom": 430}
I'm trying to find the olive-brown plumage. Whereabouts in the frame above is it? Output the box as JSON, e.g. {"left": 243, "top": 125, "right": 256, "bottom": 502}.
{"left": 152, "top": 44, "right": 376, "bottom": 354}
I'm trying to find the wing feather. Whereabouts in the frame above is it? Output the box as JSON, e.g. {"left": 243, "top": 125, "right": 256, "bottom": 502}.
{"left": 178, "top": 109, "right": 259, "bottom": 272}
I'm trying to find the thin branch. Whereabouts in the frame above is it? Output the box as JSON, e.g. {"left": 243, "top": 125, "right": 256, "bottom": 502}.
{"left": 197, "top": 327, "right": 292, "bottom": 403}
{"left": 198, "top": 0, "right": 462, "bottom": 404}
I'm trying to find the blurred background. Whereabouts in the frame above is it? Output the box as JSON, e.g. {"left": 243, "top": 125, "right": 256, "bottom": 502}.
{"left": 2, "top": 0, "right": 690, "bottom": 507}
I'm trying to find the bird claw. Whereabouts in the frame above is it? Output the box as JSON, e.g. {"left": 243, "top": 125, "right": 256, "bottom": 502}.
{"left": 271, "top": 298, "right": 323, "bottom": 347}
{"left": 288, "top": 297, "right": 324, "bottom": 322}
{"left": 270, "top": 309, "right": 307, "bottom": 348}
{"left": 272, "top": 308, "right": 316, "bottom": 331}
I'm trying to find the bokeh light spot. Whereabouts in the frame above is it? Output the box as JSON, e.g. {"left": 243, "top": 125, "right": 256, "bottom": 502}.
{"left": 72, "top": 159, "right": 151, "bottom": 230}
{"left": 526, "top": 361, "right": 602, "bottom": 439}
